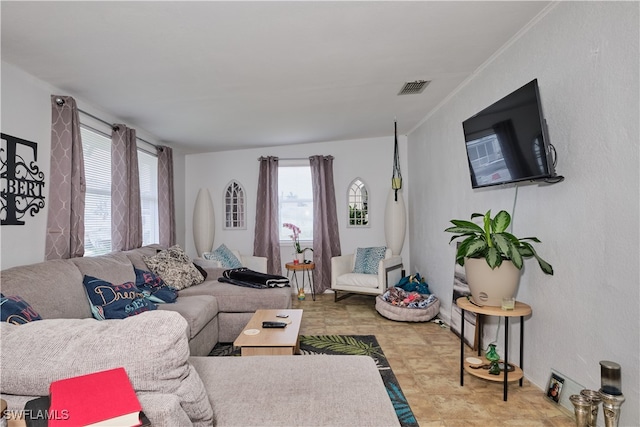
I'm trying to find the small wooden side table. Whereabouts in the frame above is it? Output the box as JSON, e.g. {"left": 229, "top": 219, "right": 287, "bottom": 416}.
{"left": 457, "top": 297, "right": 532, "bottom": 401}
{"left": 285, "top": 262, "right": 316, "bottom": 300}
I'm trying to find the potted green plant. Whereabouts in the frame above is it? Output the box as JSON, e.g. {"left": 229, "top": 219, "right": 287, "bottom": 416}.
{"left": 445, "top": 210, "right": 553, "bottom": 306}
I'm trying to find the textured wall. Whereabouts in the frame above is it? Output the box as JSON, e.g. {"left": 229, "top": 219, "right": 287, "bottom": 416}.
{"left": 407, "top": 2, "right": 639, "bottom": 424}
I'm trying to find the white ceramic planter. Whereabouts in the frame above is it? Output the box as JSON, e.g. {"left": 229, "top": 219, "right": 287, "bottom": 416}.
{"left": 384, "top": 188, "right": 406, "bottom": 255}
{"left": 193, "top": 188, "right": 215, "bottom": 256}
{"left": 464, "top": 257, "right": 521, "bottom": 307}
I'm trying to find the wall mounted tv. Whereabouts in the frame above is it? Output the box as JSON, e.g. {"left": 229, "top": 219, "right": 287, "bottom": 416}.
{"left": 462, "top": 79, "right": 561, "bottom": 189}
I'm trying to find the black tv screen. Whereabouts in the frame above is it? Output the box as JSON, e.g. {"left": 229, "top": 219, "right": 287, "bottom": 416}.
{"left": 462, "top": 79, "right": 555, "bottom": 188}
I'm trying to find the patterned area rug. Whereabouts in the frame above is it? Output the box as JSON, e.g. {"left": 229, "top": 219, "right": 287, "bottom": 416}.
{"left": 209, "top": 334, "right": 419, "bottom": 427}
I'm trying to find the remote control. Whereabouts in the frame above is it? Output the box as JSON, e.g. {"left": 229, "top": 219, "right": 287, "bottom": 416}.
{"left": 262, "top": 321, "right": 287, "bottom": 328}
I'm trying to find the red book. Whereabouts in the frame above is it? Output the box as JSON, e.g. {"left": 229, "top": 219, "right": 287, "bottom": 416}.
{"left": 49, "top": 367, "right": 142, "bottom": 427}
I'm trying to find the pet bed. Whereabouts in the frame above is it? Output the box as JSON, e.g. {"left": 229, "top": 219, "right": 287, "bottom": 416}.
{"left": 375, "top": 288, "right": 440, "bottom": 322}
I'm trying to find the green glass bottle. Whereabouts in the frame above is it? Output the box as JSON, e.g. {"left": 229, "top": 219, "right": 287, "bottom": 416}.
{"left": 486, "top": 344, "right": 501, "bottom": 375}
{"left": 489, "top": 361, "right": 501, "bottom": 375}
{"left": 486, "top": 344, "right": 500, "bottom": 362}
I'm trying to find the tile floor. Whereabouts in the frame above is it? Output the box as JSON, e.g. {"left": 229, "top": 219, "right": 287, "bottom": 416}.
{"left": 292, "top": 293, "right": 576, "bottom": 427}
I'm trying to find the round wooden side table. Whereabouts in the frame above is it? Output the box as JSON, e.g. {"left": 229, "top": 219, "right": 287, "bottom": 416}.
{"left": 285, "top": 262, "right": 316, "bottom": 300}
{"left": 456, "top": 296, "right": 532, "bottom": 401}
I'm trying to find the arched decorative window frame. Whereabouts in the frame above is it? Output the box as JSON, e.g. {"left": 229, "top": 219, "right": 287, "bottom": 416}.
{"left": 347, "top": 177, "right": 370, "bottom": 228}
{"left": 223, "top": 180, "right": 247, "bottom": 230}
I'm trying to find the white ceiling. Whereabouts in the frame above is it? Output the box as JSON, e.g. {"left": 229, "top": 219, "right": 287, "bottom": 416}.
{"left": 1, "top": 1, "right": 550, "bottom": 153}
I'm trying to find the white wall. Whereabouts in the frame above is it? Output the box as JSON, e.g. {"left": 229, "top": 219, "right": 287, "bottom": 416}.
{"left": 1, "top": 62, "right": 53, "bottom": 267}
{"left": 184, "top": 136, "right": 410, "bottom": 282}
{"left": 407, "top": 2, "right": 639, "bottom": 425}
{"left": 0, "top": 62, "right": 184, "bottom": 268}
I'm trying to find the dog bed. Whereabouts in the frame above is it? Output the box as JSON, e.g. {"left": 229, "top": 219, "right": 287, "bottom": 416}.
{"left": 375, "top": 292, "right": 440, "bottom": 322}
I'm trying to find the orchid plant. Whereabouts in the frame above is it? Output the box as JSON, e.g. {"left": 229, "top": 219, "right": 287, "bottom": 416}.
{"left": 282, "top": 223, "right": 312, "bottom": 254}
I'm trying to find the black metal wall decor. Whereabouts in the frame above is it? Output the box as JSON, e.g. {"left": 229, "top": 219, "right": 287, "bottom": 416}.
{"left": 1, "top": 133, "right": 46, "bottom": 225}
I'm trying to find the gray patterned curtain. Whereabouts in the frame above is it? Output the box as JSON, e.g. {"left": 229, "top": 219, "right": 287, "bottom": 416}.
{"left": 254, "top": 156, "right": 281, "bottom": 274}
{"left": 157, "top": 145, "right": 175, "bottom": 247}
{"left": 110, "top": 124, "right": 142, "bottom": 251}
{"left": 310, "top": 155, "right": 341, "bottom": 294}
{"left": 45, "top": 96, "right": 86, "bottom": 259}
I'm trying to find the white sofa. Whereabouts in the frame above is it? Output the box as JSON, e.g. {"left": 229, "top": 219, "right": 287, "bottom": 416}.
{"left": 331, "top": 248, "right": 403, "bottom": 301}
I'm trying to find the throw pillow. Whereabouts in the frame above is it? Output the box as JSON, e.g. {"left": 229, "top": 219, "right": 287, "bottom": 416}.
{"left": 0, "top": 311, "right": 214, "bottom": 425}
{"left": 134, "top": 268, "right": 178, "bottom": 304}
{"left": 143, "top": 245, "right": 204, "bottom": 290}
{"left": 353, "top": 246, "right": 387, "bottom": 275}
{"left": 0, "top": 294, "right": 42, "bottom": 324}
{"left": 82, "top": 275, "right": 157, "bottom": 320}
{"left": 154, "top": 248, "right": 208, "bottom": 280}
{"left": 203, "top": 244, "right": 243, "bottom": 269}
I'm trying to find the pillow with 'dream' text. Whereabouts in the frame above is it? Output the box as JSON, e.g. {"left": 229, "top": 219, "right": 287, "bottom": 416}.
{"left": 82, "top": 275, "right": 157, "bottom": 320}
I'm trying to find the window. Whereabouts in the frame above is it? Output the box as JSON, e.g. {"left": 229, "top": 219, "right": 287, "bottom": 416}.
{"left": 81, "top": 126, "right": 112, "bottom": 256}
{"left": 138, "top": 150, "right": 159, "bottom": 245}
{"left": 80, "top": 125, "right": 159, "bottom": 256}
{"left": 224, "top": 180, "right": 246, "bottom": 229}
{"left": 347, "top": 178, "right": 369, "bottom": 227}
{"left": 278, "top": 164, "right": 313, "bottom": 241}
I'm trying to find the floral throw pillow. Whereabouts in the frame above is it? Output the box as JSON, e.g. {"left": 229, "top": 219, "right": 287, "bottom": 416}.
{"left": 134, "top": 268, "right": 178, "bottom": 303}
{"left": 203, "top": 243, "right": 243, "bottom": 269}
{"left": 143, "top": 245, "right": 204, "bottom": 290}
{"left": 353, "top": 246, "right": 387, "bottom": 275}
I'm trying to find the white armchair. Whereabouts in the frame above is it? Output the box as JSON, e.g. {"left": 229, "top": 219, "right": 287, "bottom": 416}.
{"left": 331, "top": 248, "right": 403, "bottom": 302}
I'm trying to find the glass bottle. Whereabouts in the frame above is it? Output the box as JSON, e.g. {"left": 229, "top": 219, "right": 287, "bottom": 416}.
{"left": 486, "top": 344, "right": 501, "bottom": 375}
{"left": 485, "top": 344, "right": 500, "bottom": 362}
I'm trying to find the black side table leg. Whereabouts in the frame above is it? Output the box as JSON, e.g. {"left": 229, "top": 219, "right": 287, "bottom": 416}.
{"left": 520, "top": 315, "right": 524, "bottom": 387}
{"left": 292, "top": 271, "right": 300, "bottom": 293}
{"left": 504, "top": 316, "right": 509, "bottom": 401}
{"left": 307, "top": 269, "right": 315, "bottom": 300}
{"left": 460, "top": 307, "right": 465, "bottom": 386}
{"left": 477, "top": 314, "right": 483, "bottom": 356}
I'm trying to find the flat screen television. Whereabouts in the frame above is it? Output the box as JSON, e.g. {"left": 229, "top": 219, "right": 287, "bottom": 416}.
{"left": 462, "top": 79, "right": 559, "bottom": 188}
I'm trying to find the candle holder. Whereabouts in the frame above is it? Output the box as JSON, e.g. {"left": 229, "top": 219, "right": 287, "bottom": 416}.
{"left": 580, "top": 389, "right": 601, "bottom": 427}
{"left": 599, "top": 390, "right": 625, "bottom": 427}
{"left": 570, "top": 394, "right": 592, "bottom": 427}
{"left": 598, "top": 360, "right": 624, "bottom": 427}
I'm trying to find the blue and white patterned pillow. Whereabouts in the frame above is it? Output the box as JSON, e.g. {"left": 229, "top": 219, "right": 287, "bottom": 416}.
{"left": 353, "top": 246, "right": 387, "bottom": 275}
{"left": 203, "top": 244, "right": 243, "bottom": 269}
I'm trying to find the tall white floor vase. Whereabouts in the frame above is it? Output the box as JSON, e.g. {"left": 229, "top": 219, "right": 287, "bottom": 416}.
{"left": 193, "top": 188, "right": 215, "bottom": 256}
{"left": 384, "top": 188, "right": 406, "bottom": 255}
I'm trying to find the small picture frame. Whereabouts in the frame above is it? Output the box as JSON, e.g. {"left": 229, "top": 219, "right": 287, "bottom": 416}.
{"left": 547, "top": 373, "right": 565, "bottom": 403}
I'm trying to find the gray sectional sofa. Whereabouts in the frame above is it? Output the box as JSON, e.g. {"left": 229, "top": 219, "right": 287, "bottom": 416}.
{"left": 0, "top": 245, "right": 400, "bottom": 426}
{"left": 0, "top": 244, "right": 292, "bottom": 356}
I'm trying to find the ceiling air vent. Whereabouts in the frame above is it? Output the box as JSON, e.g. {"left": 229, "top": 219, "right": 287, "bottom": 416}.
{"left": 398, "top": 80, "right": 430, "bottom": 95}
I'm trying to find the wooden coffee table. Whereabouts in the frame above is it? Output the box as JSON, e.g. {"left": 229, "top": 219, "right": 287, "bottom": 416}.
{"left": 233, "top": 309, "right": 303, "bottom": 356}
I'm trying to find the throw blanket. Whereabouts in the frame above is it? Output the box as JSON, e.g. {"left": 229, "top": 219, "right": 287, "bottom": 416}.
{"left": 219, "top": 268, "right": 290, "bottom": 289}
